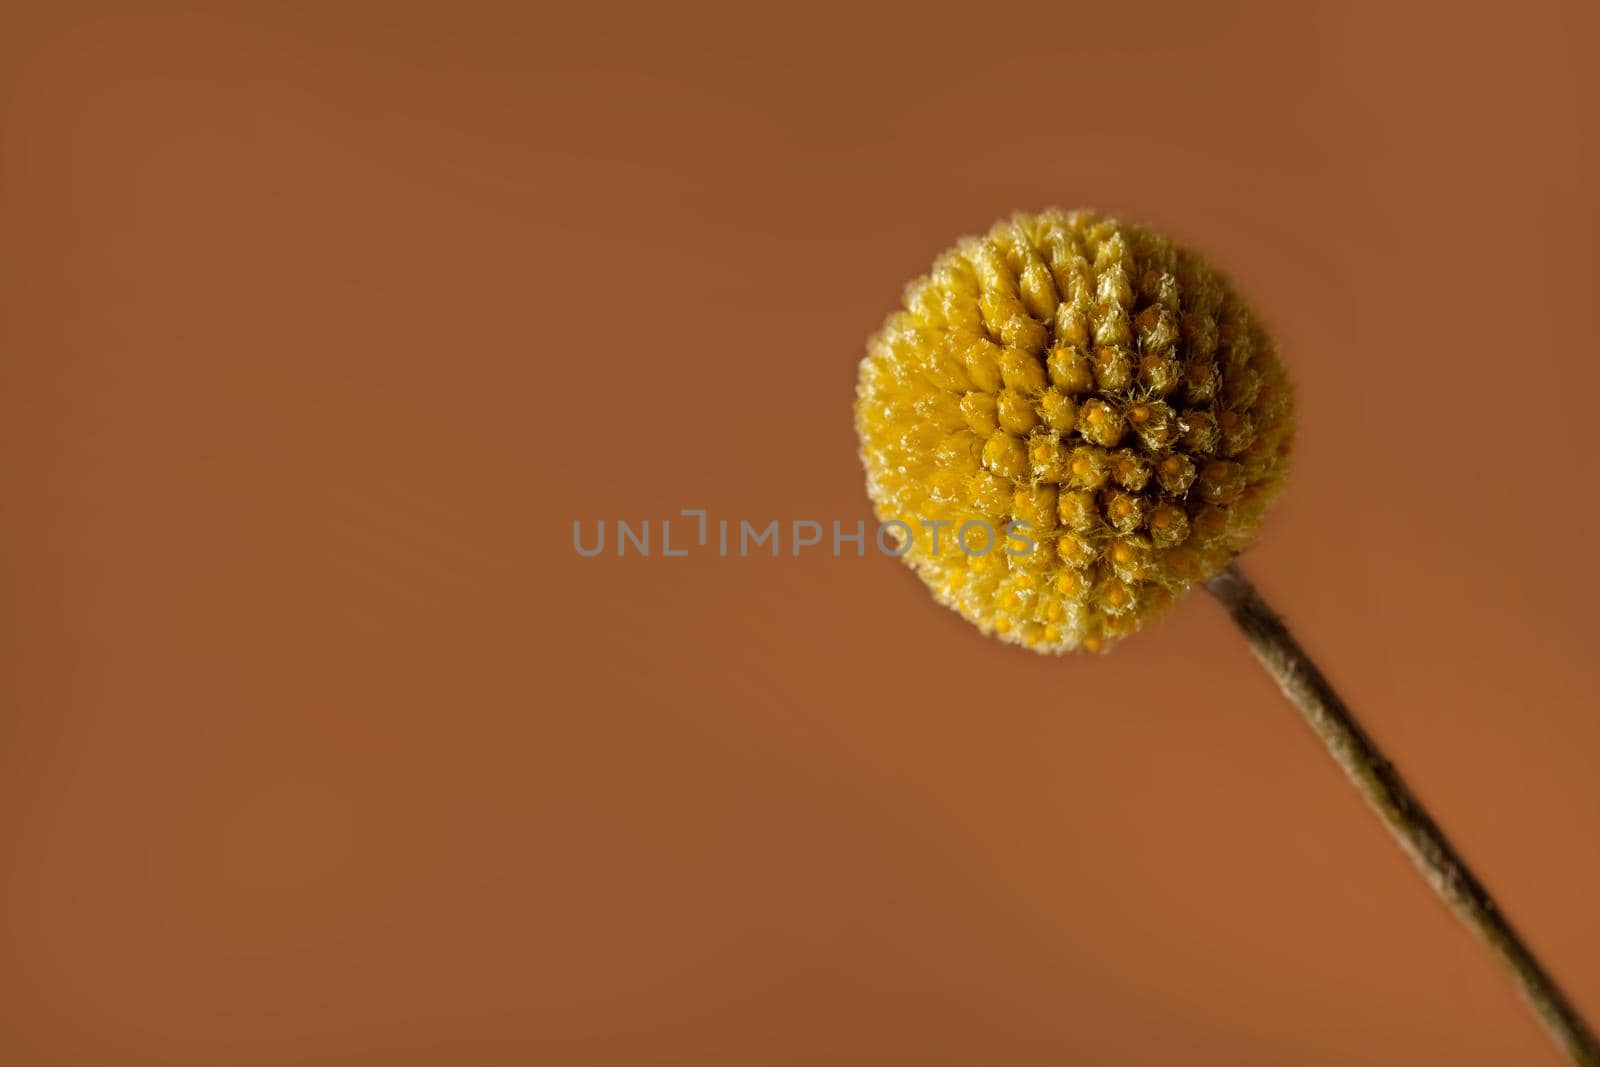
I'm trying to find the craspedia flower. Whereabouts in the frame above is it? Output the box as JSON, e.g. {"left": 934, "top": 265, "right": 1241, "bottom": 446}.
{"left": 855, "top": 210, "right": 1294, "bottom": 652}
{"left": 849, "top": 212, "right": 1600, "bottom": 1064}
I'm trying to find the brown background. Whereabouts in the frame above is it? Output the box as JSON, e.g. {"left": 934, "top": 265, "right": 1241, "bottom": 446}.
{"left": 2, "top": 2, "right": 1597, "bottom": 1064}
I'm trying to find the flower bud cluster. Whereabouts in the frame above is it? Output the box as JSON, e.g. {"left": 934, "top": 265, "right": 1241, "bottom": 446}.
{"left": 855, "top": 210, "right": 1294, "bottom": 652}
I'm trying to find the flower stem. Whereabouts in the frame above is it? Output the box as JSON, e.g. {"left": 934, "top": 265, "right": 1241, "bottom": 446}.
{"left": 1205, "top": 561, "right": 1599, "bottom": 1066}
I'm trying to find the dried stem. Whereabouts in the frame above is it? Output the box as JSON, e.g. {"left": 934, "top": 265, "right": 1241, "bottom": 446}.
{"left": 1205, "top": 561, "right": 1598, "bottom": 1066}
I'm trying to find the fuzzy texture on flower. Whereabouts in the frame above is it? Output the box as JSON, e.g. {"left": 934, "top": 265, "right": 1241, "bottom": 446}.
{"left": 855, "top": 210, "right": 1294, "bottom": 652}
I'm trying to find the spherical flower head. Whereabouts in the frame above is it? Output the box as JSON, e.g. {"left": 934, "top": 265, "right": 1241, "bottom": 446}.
{"left": 855, "top": 210, "right": 1294, "bottom": 652}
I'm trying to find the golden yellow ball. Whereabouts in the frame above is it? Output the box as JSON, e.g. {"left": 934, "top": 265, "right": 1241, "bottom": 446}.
{"left": 855, "top": 210, "right": 1294, "bottom": 652}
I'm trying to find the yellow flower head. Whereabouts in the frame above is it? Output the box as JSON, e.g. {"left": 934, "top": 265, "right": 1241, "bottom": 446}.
{"left": 855, "top": 210, "right": 1294, "bottom": 652}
